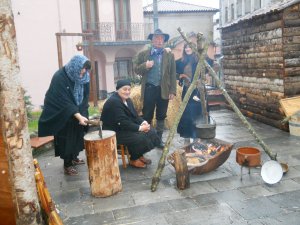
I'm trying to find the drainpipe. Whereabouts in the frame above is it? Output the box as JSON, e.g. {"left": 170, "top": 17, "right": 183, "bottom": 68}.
{"left": 153, "top": 0, "right": 158, "bottom": 30}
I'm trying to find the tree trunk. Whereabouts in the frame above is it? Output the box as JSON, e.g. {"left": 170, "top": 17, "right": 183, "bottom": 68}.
{"left": 173, "top": 150, "right": 189, "bottom": 190}
{"left": 84, "top": 130, "right": 122, "bottom": 197}
{"left": 0, "top": 2, "right": 42, "bottom": 224}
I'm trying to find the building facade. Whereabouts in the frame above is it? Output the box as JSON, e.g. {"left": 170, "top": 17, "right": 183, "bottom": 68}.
{"left": 220, "top": 0, "right": 280, "bottom": 26}
{"left": 143, "top": 0, "right": 218, "bottom": 42}
{"left": 219, "top": 0, "right": 300, "bottom": 129}
{"left": 12, "top": 0, "right": 150, "bottom": 107}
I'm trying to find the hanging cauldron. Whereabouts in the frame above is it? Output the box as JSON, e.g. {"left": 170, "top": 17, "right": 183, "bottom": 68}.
{"left": 195, "top": 117, "right": 216, "bottom": 139}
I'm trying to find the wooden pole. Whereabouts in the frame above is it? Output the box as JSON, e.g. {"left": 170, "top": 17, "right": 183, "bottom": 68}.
{"left": 281, "top": 110, "right": 300, "bottom": 124}
{"left": 178, "top": 32, "right": 209, "bottom": 123}
{"left": 205, "top": 63, "right": 277, "bottom": 160}
{"left": 56, "top": 34, "right": 63, "bottom": 68}
{"left": 178, "top": 29, "right": 277, "bottom": 161}
{"left": 196, "top": 33, "right": 209, "bottom": 124}
{"left": 151, "top": 29, "right": 205, "bottom": 192}
{"left": 55, "top": 32, "right": 96, "bottom": 105}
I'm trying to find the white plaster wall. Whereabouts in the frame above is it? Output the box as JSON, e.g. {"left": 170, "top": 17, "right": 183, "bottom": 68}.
{"left": 156, "top": 13, "right": 215, "bottom": 40}
{"left": 98, "top": 0, "right": 115, "bottom": 22}
{"left": 130, "top": 0, "right": 144, "bottom": 23}
{"left": 12, "top": 0, "right": 82, "bottom": 108}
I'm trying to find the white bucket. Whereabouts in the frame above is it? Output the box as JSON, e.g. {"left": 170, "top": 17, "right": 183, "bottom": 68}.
{"left": 289, "top": 120, "right": 300, "bottom": 136}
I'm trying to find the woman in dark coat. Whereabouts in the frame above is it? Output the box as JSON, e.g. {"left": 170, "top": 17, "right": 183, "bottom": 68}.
{"left": 176, "top": 43, "right": 203, "bottom": 145}
{"left": 100, "top": 79, "right": 160, "bottom": 168}
{"left": 38, "top": 55, "right": 91, "bottom": 175}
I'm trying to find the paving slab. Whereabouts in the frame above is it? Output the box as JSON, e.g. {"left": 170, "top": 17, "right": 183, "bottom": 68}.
{"left": 36, "top": 109, "right": 300, "bottom": 224}
{"left": 238, "top": 185, "right": 274, "bottom": 198}
{"left": 92, "top": 192, "right": 135, "bottom": 214}
{"left": 226, "top": 197, "right": 283, "bottom": 220}
{"left": 112, "top": 202, "right": 173, "bottom": 220}
{"left": 132, "top": 186, "right": 183, "bottom": 205}
{"left": 163, "top": 203, "right": 247, "bottom": 225}
{"left": 268, "top": 190, "right": 300, "bottom": 210}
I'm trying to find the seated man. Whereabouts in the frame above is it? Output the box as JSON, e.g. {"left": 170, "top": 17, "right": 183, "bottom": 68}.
{"left": 100, "top": 79, "right": 160, "bottom": 168}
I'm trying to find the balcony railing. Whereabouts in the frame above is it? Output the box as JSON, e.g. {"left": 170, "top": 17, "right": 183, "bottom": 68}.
{"left": 83, "top": 22, "right": 153, "bottom": 42}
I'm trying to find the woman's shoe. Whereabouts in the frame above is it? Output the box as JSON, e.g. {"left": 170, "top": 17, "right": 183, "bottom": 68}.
{"left": 64, "top": 166, "right": 78, "bottom": 176}
{"left": 72, "top": 158, "right": 85, "bottom": 165}
{"left": 139, "top": 156, "right": 152, "bottom": 164}
{"left": 129, "top": 159, "right": 146, "bottom": 168}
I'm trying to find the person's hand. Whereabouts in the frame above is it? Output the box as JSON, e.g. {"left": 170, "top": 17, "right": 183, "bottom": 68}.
{"left": 169, "top": 94, "right": 175, "bottom": 100}
{"left": 146, "top": 60, "right": 154, "bottom": 69}
{"left": 164, "top": 47, "right": 172, "bottom": 53}
{"left": 74, "top": 113, "right": 88, "bottom": 126}
{"left": 139, "top": 123, "right": 150, "bottom": 133}
{"left": 193, "top": 95, "right": 200, "bottom": 102}
{"left": 141, "top": 120, "right": 149, "bottom": 126}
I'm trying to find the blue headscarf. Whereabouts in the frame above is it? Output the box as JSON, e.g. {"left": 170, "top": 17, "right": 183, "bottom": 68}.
{"left": 65, "top": 55, "right": 90, "bottom": 105}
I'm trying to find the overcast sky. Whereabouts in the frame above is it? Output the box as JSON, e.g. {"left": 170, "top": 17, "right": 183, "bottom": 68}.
{"left": 142, "top": 0, "right": 219, "bottom": 9}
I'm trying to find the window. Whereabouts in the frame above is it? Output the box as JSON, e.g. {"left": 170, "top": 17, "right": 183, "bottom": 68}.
{"left": 231, "top": 4, "right": 234, "bottom": 21}
{"left": 245, "top": 0, "right": 251, "bottom": 14}
{"left": 113, "top": 58, "right": 133, "bottom": 80}
{"left": 80, "top": 0, "right": 99, "bottom": 31}
{"left": 237, "top": 0, "right": 242, "bottom": 18}
{"left": 254, "top": 0, "right": 261, "bottom": 10}
{"left": 225, "top": 7, "right": 229, "bottom": 23}
{"left": 114, "top": 0, "right": 131, "bottom": 40}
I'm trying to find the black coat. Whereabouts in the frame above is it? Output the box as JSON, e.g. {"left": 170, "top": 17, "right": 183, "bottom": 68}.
{"left": 38, "top": 67, "right": 89, "bottom": 137}
{"left": 176, "top": 58, "right": 203, "bottom": 138}
{"left": 101, "top": 92, "right": 159, "bottom": 160}
{"left": 101, "top": 92, "right": 143, "bottom": 132}
{"left": 38, "top": 67, "right": 89, "bottom": 161}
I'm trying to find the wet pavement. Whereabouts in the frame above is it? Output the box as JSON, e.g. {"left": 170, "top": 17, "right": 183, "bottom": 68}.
{"left": 36, "top": 109, "right": 300, "bottom": 225}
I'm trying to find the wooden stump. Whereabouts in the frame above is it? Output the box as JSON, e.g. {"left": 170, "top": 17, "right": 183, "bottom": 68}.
{"left": 173, "top": 150, "right": 190, "bottom": 190}
{"left": 84, "top": 130, "right": 122, "bottom": 197}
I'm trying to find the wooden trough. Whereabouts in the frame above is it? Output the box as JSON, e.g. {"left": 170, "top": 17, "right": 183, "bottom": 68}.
{"left": 168, "top": 138, "right": 233, "bottom": 175}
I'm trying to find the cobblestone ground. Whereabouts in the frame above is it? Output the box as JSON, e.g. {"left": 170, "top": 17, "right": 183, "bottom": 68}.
{"left": 37, "top": 109, "right": 300, "bottom": 225}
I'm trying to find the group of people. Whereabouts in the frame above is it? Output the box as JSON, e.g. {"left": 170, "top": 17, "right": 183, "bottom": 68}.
{"left": 38, "top": 28, "right": 205, "bottom": 174}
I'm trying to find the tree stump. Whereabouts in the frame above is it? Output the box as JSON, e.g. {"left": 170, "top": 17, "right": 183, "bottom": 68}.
{"left": 84, "top": 130, "right": 122, "bottom": 197}
{"left": 173, "top": 150, "right": 190, "bottom": 190}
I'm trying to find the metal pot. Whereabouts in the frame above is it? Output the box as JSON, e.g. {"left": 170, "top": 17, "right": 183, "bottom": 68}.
{"left": 236, "top": 147, "right": 261, "bottom": 167}
{"left": 195, "top": 117, "right": 216, "bottom": 139}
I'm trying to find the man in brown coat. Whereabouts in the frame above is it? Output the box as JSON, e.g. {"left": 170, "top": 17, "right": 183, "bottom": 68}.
{"left": 134, "top": 29, "right": 176, "bottom": 148}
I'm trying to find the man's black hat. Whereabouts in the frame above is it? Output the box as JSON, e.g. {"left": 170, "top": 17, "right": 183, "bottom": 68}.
{"left": 147, "top": 29, "right": 170, "bottom": 42}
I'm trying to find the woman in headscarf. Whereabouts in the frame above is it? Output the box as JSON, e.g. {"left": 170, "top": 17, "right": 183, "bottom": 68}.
{"left": 38, "top": 55, "right": 91, "bottom": 175}
{"left": 101, "top": 79, "right": 160, "bottom": 168}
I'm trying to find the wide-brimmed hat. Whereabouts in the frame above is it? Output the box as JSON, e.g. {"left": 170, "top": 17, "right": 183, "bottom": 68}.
{"left": 147, "top": 29, "right": 169, "bottom": 42}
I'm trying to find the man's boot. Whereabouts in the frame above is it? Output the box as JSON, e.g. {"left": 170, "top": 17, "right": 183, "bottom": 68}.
{"left": 156, "top": 120, "right": 165, "bottom": 149}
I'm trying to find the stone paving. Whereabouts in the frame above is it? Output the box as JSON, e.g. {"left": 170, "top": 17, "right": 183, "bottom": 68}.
{"left": 36, "top": 109, "right": 300, "bottom": 225}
